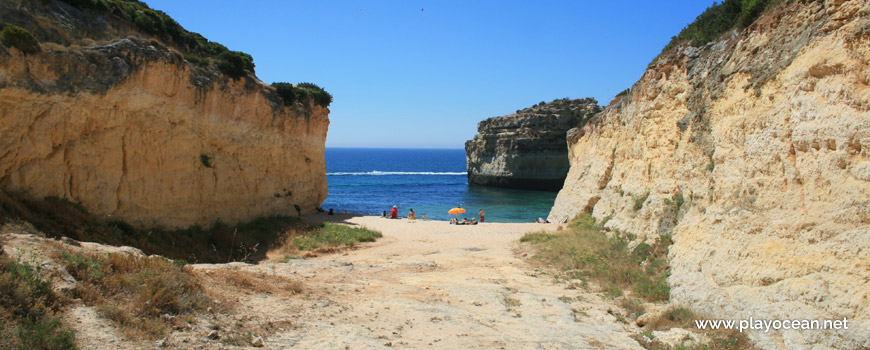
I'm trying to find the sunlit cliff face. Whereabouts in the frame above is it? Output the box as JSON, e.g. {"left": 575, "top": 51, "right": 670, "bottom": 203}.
{"left": 549, "top": 1, "right": 869, "bottom": 349}
{"left": 0, "top": 38, "right": 328, "bottom": 229}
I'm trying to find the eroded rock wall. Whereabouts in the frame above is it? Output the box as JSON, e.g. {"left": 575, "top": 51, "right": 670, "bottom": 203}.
{"left": 549, "top": 1, "right": 869, "bottom": 348}
{"left": 465, "top": 98, "right": 601, "bottom": 191}
{"left": 0, "top": 38, "right": 328, "bottom": 229}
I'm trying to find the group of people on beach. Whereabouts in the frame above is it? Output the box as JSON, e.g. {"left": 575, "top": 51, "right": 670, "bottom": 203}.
{"left": 381, "top": 206, "right": 485, "bottom": 225}
{"left": 382, "top": 205, "right": 427, "bottom": 221}
{"left": 450, "top": 217, "right": 478, "bottom": 225}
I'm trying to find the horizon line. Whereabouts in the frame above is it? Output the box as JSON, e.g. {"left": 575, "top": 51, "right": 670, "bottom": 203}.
{"left": 326, "top": 146, "right": 465, "bottom": 150}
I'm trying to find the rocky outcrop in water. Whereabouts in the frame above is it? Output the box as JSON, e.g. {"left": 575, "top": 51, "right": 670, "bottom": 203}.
{"left": 0, "top": 1, "right": 328, "bottom": 228}
{"left": 465, "top": 98, "right": 601, "bottom": 191}
{"left": 549, "top": 1, "right": 869, "bottom": 349}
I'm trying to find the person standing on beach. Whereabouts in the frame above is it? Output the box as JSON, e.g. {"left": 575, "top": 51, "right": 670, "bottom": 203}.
{"left": 479, "top": 209, "right": 485, "bottom": 223}
{"left": 390, "top": 205, "right": 398, "bottom": 219}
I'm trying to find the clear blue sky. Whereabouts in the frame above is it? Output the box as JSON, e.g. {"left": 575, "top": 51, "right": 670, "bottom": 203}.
{"left": 143, "top": 0, "right": 714, "bottom": 149}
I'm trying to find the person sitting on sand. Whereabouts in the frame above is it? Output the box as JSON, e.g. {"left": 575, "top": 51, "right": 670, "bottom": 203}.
{"left": 408, "top": 208, "right": 416, "bottom": 220}
{"left": 390, "top": 205, "right": 398, "bottom": 219}
{"left": 536, "top": 217, "right": 543, "bottom": 223}
{"left": 421, "top": 213, "right": 427, "bottom": 221}
{"left": 461, "top": 218, "right": 469, "bottom": 225}
{"left": 471, "top": 218, "right": 478, "bottom": 225}
{"left": 382, "top": 210, "right": 387, "bottom": 218}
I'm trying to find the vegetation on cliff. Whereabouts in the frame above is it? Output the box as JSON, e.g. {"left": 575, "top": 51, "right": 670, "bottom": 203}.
{"left": 521, "top": 214, "right": 754, "bottom": 349}
{"left": 0, "top": 257, "right": 77, "bottom": 349}
{"left": 54, "top": 0, "right": 256, "bottom": 79}
{"left": 660, "top": 0, "right": 779, "bottom": 55}
{"left": 521, "top": 213, "right": 671, "bottom": 302}
{"left": 59, "top": 250, "right": 213, "bottom": 338}
{"left": 0, "top": 24, "right": 40, "bottom": 54}
{"left": 272, "top": 82, "right": 334, "bottom": 108}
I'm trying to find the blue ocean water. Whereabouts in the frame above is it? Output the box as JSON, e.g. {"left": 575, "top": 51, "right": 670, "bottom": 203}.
{"left": 322, "top": 148, "right": 557, "bottom": 223}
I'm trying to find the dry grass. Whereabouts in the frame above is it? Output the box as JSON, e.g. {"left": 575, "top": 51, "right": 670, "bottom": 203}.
{"left": 206, "top": 268, "right": 304, "bottom": 296}
{"left": 634, "top": 307, "right": 757, "bottom": 350}
{"left": 520, "top": 213, "right": 672, "bottom": 302}
{"left": 55, "top": 250, "right": 216, "bottom": 339}
{"left": 0, "top": 256, "right": 76, "bottom": 349}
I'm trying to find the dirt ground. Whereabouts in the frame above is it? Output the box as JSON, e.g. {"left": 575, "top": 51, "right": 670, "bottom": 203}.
{"left": 2, "top": 214, "right": 645, "bottom": 349}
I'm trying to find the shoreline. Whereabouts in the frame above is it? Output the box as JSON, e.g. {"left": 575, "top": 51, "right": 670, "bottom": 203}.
{"left": 306, "top": 212, "right": 558, "bottom": 226}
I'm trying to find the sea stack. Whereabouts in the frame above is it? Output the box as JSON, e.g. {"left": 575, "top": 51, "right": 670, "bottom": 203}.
{"left": 465, "top": 98, "right": 601, "bottom": 191}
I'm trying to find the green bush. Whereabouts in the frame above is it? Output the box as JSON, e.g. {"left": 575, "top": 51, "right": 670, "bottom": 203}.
{"left": 272, "top": 82, "right": 333, "bottom": 107}
{"left": 297, "top": 82, "right": 333, "bottom": 107}
{"left": 660, "top": 0, "right": 778, "bottom": 54}
{"left": 216, "top": 50, "right": 254, "bottom": 79}
{"left": 633, "top": 192, "right": 649, "bottom": 211}
{"left": 59, "top": 0, "right": 256, "bottom": 76}
{"left": 18, "top": 317, "right": 77, "bottom": 350}
{"left": 1, "top": 24, "right": 41, "bottom": 54}
{"left": 199, "top": 153, "right": 214, "bottom": 168}
{"left": 272, "top": 83, "right": 307, "bottom": 105}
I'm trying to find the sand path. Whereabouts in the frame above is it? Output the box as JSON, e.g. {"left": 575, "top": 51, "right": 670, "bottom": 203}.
{"left": 248, "top": 214, "right": 644, "bottom": 349}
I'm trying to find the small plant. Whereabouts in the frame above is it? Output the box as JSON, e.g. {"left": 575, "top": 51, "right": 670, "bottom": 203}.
{"left": 200, "top": 153, "right": 214, "bottom": 168}
{"left": 616, "top": 88, "right": 630, "bottom": 97}
{"left": 502, "top": 296, "right": 521, "bottom": 310}
{"left": 663, "top": 193, "right": 685, "bottom": 211}
{"left": 519, "top": 231, "right": 557, "bottom": 243}
{"left": 633, "top": 192, "right": 650, "bottom": 211}
{"left": 1, "top": 24, "right": 41, "bottom": 54}
{"left": 619, "top": 298, "right": 646, "bottom": 318}
{"left": 297, "top": 82, "right": 333, "bottom": 108}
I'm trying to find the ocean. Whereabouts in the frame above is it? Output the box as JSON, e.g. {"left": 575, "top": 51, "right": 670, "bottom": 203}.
{"left": 322, "top": 148, "right": 558, "bottom": 223}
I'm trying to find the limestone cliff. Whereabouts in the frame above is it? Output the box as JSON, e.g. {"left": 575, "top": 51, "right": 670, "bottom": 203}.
{"left": 550, "top": 1, "right": 869, "bottom": 349}
{"left": 0, "top": 2, "right": 328, "bottom": 228}
{"left": 465, "top": 98, "right": 601, "bottom": 191}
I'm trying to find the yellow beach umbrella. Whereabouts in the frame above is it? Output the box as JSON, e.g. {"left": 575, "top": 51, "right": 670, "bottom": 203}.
{"left": 448, "top": 207, "right": 466, "bottom": 219}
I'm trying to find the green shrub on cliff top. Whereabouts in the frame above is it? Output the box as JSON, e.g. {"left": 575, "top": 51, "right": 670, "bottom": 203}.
{"left": 272, "top": 83, "right": 308, "bottom": 105}
{"left": 660, "top": 0, "right": 779, "bottom": 54}
{"left": 1, "top": 24, "right": 41, "bottom": 54}
{"left": 272, "top": 82, "right": 334, "bottom": 108}
{"left": 57, "top": 0, "right": 255, "bottom": 79}
{"left": 216, "top": 50, "right": 255, "bottom": 80}
{"left": 297, "top": 82, "right": 333, "bottom": 108}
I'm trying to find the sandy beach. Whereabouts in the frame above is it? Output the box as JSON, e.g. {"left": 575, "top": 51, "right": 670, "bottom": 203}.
{"left": 211, "top": 213, "right": 644, "bottom": 349}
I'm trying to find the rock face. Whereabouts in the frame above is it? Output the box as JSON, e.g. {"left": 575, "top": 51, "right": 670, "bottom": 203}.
{"left": 465, "top": 98, "right": 601, "bottom": 191}
{"left": 550, "top": 1, "right": 869, "bottom": 349}
{"left": 0, "top": 3, "right": 328, "bottom": 228}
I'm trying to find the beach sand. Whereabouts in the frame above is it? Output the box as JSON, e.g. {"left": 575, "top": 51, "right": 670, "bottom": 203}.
{"left": 236, "top": 213, "right": 644, "bottom": 349}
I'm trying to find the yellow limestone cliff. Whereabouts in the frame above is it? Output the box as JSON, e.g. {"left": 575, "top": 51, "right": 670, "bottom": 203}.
{"left": 549, "top": 1, "right": 868, "bottom": 349}
{"left": 0, "top": 38, "right": 328, "bottom": 229}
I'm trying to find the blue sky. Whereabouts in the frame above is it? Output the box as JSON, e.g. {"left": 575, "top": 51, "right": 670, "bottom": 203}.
{"left": 143, "top": 0, "right": 715, "bottom": 149}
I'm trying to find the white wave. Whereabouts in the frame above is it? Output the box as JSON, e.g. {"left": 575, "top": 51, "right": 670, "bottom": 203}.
{"left": 327, "top": 171, "right": 466, "bottom": 176}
